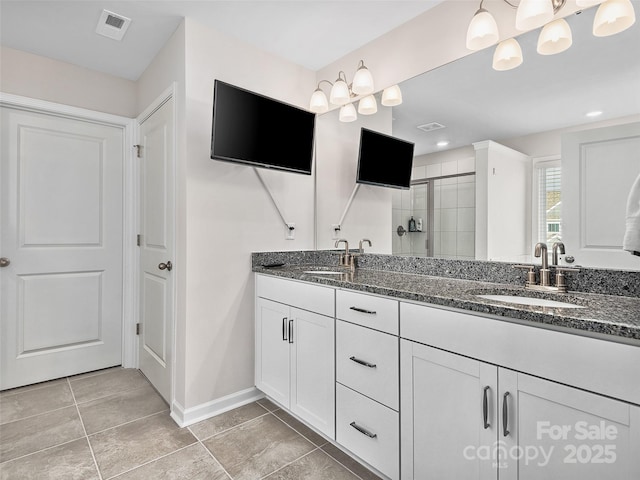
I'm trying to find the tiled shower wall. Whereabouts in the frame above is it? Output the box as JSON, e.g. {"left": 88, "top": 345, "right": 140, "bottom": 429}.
{"left": 392, "top": 156, "right": 475, "bottom": 259}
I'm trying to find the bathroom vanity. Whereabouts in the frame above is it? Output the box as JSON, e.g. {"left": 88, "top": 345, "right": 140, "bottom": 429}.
{"left": 253, "top": 253, "right": 640, "bottom": 480}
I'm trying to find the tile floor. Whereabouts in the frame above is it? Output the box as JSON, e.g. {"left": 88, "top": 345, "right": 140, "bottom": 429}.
{"left": 0, "top": 368, "right": 381, "bottom": 479}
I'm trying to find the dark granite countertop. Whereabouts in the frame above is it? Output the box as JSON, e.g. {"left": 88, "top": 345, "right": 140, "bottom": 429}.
{"left": 253, "top": 264, "right": 640, "bottom": 343}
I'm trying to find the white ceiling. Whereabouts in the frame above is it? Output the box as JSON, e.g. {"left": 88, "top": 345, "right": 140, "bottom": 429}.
{"left": 392, "top": 6, "right": 640, "bottom": 156}
{"left": 0, "top": 0, "right": 444, "bottom": 80}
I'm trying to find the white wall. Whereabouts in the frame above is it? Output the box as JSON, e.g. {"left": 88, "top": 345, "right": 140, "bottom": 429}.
{"left": 180, "top": 18, "right": 316, "bottom": 409}
{"left": 501, "top": 114, "right": 640, "bottom": 158}
{"left": 475, "top": 141, "right": 531, "bottom": 262}
{"left": 0, "top": 46, "right": 137, "bottom": 117}
{"left": 315, "top": 108, "right": 393, "bottom": 253}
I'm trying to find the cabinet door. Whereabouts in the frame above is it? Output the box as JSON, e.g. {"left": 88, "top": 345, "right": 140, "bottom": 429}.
{"left": 255, "top": 298, "right": 290, "bottom": 408}
{"left": 290, "top": 307, "right": 335, "bottom": 439}
{"left": 499, "top": 369, "right": 640, "bottom": 479}
{"left": 401, "top": 339, "right": 498, "bottom": 480}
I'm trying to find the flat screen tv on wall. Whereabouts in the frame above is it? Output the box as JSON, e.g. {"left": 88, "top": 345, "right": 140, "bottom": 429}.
{"left": 356, "top": 128, "right": 415, "bottom": 189}
{"left": 211, "top": 80, "right": 316, "bottom": 175}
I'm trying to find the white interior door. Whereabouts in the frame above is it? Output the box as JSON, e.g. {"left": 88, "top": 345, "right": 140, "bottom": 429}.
{"left": 138, "top": 96, "right": 175, "bottom": 403}
{"left": 1, "top": 106, "right": 124, "bottom": 390}
{"left": 562, "top": 122, "right": 640, "bottom": 269}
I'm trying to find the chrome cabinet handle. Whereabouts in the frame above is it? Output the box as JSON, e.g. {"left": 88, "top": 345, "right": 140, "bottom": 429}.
{"left": 349, "top": 356, "right": 377, "bottom": 368}
{"left": 288, "top": 319, "right": 293, "bottom": 344}
{"left": 349, "top": 306, "right": 376, "bottom": 315}
{"left": 282, "top": 317, "right": 288, "bottom": 342}
{"left": 483, "top": 386, "right": 490, "bottom": 429}
{"left": 0, "top": 257, "right": 10, "bottom": 268}
{"left": 503, "top": 392, "right": 510, "bottom": 437}
{"left": 350, "top": 421, "right": 377, "bottom": 439}
{"left": 158, "top": 261, "right": 173, "bottom": 271}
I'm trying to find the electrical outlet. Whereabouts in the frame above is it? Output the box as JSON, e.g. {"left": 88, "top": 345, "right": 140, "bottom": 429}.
{"left": 331, "top": 224, "right": 341, "bottom": 240}
{"left": 286, "top": 223, "right": 295, "bottom": 240}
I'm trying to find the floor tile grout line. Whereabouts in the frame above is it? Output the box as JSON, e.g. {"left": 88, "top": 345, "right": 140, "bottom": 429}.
{"left": 194, "top": 435, "right": 234, "bottom": 480}
{"left": 0, "top": 402, "right": 77, "bottom": 427}
{"left": 258, "top": 446, "right": 321, "bottom": 480}
{"left": 104, "top": 442, "right": 197, "bottom": 480}
{"left": 0, "top": 434, "right": 87, "bottom": 466}
{"left": 72, "top": 382, "right": 157, "bottom": 408}
{"left": 191, "top": 411, "right": 271, "bottom": 443}
{"left": 269, "top": 410, "right": 328, "bottom": 449}
{"left": 319, "top": 446, "right": 376, "bottom": 480}
{"left": 83, "top": 408, "right": 169, "bottom": 438}
{"left": 68, "top": 377, "right": 103, "bottom": 480}
{"left": 0, "top": 379, "right": 68, "bottom": 398}
{"left": 67, "top": 366, "right": 124, "bottom": 383}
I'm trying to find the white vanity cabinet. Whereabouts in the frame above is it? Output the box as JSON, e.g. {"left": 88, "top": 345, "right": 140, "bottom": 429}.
{"left": 400, "top": 302, "right": 640, "bottom": 480}
{"left": 255, "top": 275, "right": 335, "bottom": 438}
{"left": 335, "top": 289, "right": 400, "bottom": 480}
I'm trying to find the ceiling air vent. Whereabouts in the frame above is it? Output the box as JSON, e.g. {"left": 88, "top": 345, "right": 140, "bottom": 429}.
{"left": 417, "top": 122, "right": 446, "bottom": 133}
{"left": 95, "top": 9, "right": 131, "bottom": 41}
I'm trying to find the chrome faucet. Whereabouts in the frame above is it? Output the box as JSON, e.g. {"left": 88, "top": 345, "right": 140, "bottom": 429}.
{"left": 552, "top": 242, "right": 565, "bottom": 266}
{"left": 534, "top": 242, "right": 550, "bottom": 286}
{"left": 359, "top": 238, "right": 372, "bottom": 252}
{"left": 335, "top": 239, "right": 352, "bottom": 268}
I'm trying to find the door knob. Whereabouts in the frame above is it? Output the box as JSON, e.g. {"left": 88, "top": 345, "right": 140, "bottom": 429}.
{"left": 158, "top": 261, "right": 173, "bottom": 272}
{"left": 0, "top": 257, "right": 10, "bottom": 268}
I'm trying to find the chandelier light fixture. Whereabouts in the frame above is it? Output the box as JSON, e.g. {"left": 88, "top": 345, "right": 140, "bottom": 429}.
{"left": 466, "top": 0, "right": 636, "bottom": 71}
{"left": 309, "top": 60, "right": 403, "bottom": 122}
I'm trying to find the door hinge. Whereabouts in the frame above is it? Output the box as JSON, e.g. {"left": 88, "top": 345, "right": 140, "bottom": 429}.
{"left": 136, "top": 323, "right": 141, "bottom": 335}
{"left": 134, "top": 144, "right": 142, "bottom": 158}
{"left": 136, "top": 234, "right": 141, "bottom": 246}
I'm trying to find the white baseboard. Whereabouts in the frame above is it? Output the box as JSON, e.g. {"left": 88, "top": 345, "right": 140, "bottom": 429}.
{"left": 170, "top": 387, "right": 263, "bottom": 427}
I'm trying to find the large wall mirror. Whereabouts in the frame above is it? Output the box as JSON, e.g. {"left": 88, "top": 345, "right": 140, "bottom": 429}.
{"left": 387, "top": 5, "right": 640, "bottom": 269}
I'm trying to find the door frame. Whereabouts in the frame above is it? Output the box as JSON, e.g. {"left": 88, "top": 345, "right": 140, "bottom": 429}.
{"left": 0, "top": 92, "right": 138, "bottom": 369}
{"left": 135, "top": 83, "right": 177, "bottom": 406}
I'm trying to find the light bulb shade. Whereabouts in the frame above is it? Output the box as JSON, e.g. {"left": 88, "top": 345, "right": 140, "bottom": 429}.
{"left": 593, "top": 0, "right": 636, "bottom": 37}
{"left": 466, "top": 8, "right": 499, "bottom": 50}
{"left": 537, "top": 18, "right": 573, "bottom": 54}
{"left": 352, "top": 64, "right": 374, "bottom": 95}
{"left": 492, "top": 38, "right": 523, "bottom": 71}
{"left": 329, "top": 78, "right": 350, "bottom": 105}
{"left": 309, "top": 88, "right": 329, "bottom": 113}
{"left": 576, "top": 0, "right": 604, "bottom": 6}
{"left": 339, "top": 103, "right": 358, "bottom": 122}
{"left": 358, "top": 95, "right": 378, "bottom": 115}
{"left": 515, "top": 0, "right": 554, "bottom": 31}
{"left": 381, "top": 85, "right": 403, "bottom": 106}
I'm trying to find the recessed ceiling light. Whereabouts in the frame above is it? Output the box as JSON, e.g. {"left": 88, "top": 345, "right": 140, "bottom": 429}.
{"left": 436, "top": 141, "right": 450, "bottom": 147}
{"left": 586, "top": 111, "right": 603, "bottom": 117}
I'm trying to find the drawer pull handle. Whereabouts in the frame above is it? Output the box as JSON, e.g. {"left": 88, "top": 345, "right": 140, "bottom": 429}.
{"left": 288, "top": 319, "right": 294, "bottom": 344}
{"left": 350, "top": 421, "right": 377, "bottom": 439}
{"left": 349, "top": 306, "right": 377, "bottom": 315}
{"left": 502, "top": 392, "right": 510, "bottom": 437}
{"left": 282, "top": 317, "right": 288, "bottom": 342}
{"left": 349, "top": 356, "right": 377, "bottom": 368}
{"left": 483, "top": 386, "right": 490, "bottom": 429}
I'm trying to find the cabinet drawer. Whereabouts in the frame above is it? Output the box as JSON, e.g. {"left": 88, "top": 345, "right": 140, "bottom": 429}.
{"left": 336, "top": 321, "right": 399, "bottom": 410}
{"left": 336, "top": 384, "right": 399, "bottom": 480}
{"left": 256, "top": 274, "right": 334, "bottom": 317}
{"left": 336, "top": 289, "right": 398, "bottom": 334}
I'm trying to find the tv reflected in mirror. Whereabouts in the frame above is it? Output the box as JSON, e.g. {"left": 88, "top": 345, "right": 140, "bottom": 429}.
{"left": 356, "top": 128, "right": 415, "bottom": 190}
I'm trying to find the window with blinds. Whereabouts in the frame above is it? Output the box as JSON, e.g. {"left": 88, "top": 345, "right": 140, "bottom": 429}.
{"left": 536, "top": 162, "right": 562, "bottom": 245}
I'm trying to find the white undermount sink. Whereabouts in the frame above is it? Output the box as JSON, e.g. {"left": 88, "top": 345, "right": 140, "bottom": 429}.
{"left": 476, "top": 294, "right": 584, "bottom": 309}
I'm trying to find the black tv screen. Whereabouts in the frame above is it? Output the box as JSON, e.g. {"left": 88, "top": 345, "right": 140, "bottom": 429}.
{"left": 356, "top": 128, "right": 415, "bottom": 189}
{"left": 211, "top": 80, "right": 315, "bottom": 175}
